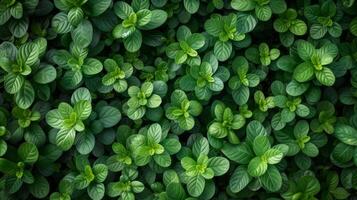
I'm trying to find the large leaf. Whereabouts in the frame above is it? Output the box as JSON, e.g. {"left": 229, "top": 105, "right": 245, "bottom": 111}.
{"left": 18, "top": 142, "right": 39, "bottom": 164}
{"left": 260, "top": 166, "right": 282, "bottom": 192}
{"left": 187, "top": 175, "right": 205, "bottom": 197}
{"left": 15, "top": 81, "right": 35, "bottom": 109}
{"left": 229, "top": 166, "right": 251, "bottom": 193}
{"left": 184, "top": 0, "right": 200, "bottom": 14}
{"left": 56, "top": 128, "right": 76, "bottom": 151}
{"left": 334, "top": 124, "right": 357, "bottom": 146}
{"left": 71, "top": 20, "right": 93, "bottom": 48}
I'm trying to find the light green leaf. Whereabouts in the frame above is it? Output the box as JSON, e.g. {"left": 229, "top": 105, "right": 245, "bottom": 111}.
{"left": 293, "top": 62, "right": 314, "bottom": 82}
{"left": 315, "top": 67, "right": 335, "bottom": 86}
{"left": 207, "top": 157, "right": 229, "bottom": 176}
{"left": 247, "top": 157, "right": 267, "bottom": 177}
{"left": 56, "top": 128, "right": 76, "bottom": 151}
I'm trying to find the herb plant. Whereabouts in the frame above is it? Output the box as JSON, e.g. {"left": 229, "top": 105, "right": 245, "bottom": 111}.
{"left": 0, "top": 0, "right": 357, "bottom": 199}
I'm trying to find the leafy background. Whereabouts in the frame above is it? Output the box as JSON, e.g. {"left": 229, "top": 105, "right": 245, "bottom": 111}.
{"left": 0, "top": 0, "right": 357, "bottom": 199}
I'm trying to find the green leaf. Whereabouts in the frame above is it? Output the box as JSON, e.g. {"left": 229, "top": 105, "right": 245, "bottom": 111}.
{"left": 264, "top": 149, "right": 283, "bottom": 164}
{"left": 274, "top": 18, "right": 289, "bottom": 33}
{"left": 246, "top": 120, "right": 267, "bottom": 143}
{"left": 181, "top": 156, "right": 196, "bottom": 171}
{"left": 178, "top": 116, "right": 195, "bottom": 130}
{"left": 222, "top": 143, "right": 254, "bottom": 164}
{"left": 184, "top": 0, "right": 200, "bottom": 14}
{"left": 127, "top": 107, "right": 145, "bottom": 120}
{"left": 86, "top": 0, "right": 112, "bottom": 17}
{"left": 74, "top": 174, "right": 91, "bottom": 190}
{"left": 124, "top": 29, "right": 142, "bottom": 52}
{"left": 10, "top": 3, "right": 22, "bottom": 19}
{"left": 186, "top": 33, "right": 205, "bottom": 50}
{"left": 167, "top": 183, "right": 186, "bottom": 200}
{"left": 207, "top": 157, "right": 229, "bottom": 176}
{"left": 56, "top": 128, "right": 76, "bottom": 151}
{"left": 315, "top": 67, "right": 335, "bottom": 86}
{"left": 97, "top": 106, "right": 121, "bottom": 128}
{"left": 52, "top": 12, "right": 73, "bottom": 34}
{"left": 236, "top": 13, "right": 257, "bottom": 33}
{"left": 290, "top": 19, "right": 307, "bottom": 35}
{"left": 204, "top": 17, "right": 222, "bottom": 37}
{"left": 131, "top": 0, "right": 150, "bottom": 11}
{"left": 334, "top": 124, "right": 357, "bottom": 146}
{"left": 33, "top": 65, "right": 57, "bottom": 84}
{"left": 286, "top": 80, "right": 309, "bottom": 96}
{"left": 350, "top": 17, "right": 357, "bottom": 36}
{"left": 271, "top": 113, "right": 286, "bottom": 131}
{"left": 140, "top": 10, "right": 167, "bottom": 30}
{"left": 214, "top": 41, "right": 232, "bottom": 61}
{"left": 302, "top": 143, "right": 319, "bottom": 157}
{"left": 293, "top": 62, "right": 314, "bottom": 82}
{"left": 153, "top": 152, "right": 171, "bottom": 167}
{"left": 71, "top": 87, "right": 92, "bottom": 104}
{"left": 162, "top": 138, "right": 181, "bottom": 155}
{"left": 297, "top": 40, "right": 315, "bottom": 61}
{"left": 82, "top": 58, "right": 103, "bottom": 75}
{"left": 76, "top": 132, "right": 95, "bottom": 155}
{"left": 231, "top": 0, "right": 255, "bottom": 11}
{"left": 247, "top": 157, "right": 268, "bottom": 177}
{"left": 136, "top": 9, "right": 152, "bottom": 27}
{"left": 15, "top": 81, "right": 34, "bottom": 109}
{"left": 147, "top": 94, "right": 162, "bottom": 108}
{"left": 229, "top": 166, "right": 251, "bottom": 193}
{"left": 46, "top": 110, "right": 63, "bottom": 129}
{"left": 310, "top": 23, "right": 328, "bottom": 39}
{"left": 253, "top": 135, "right": 271, "bottom": 156}
{"left": 270, "top": 0, "right": 287, "bottom": 14}
{"left": 113, "top": 1, "right": 133, "bottom": 19}
{"left": 74, "top": 100, "right": 92, "bottom": 120}
{"left": 0, "top": 158, "right": 17, "bottom": 175}
{"left": 187, "top": 175, "right": 205, "bottom": 197}
{"left": 259, "top": 166, "right": 282, "bottom": 192}
{"left": 331, "top": 187, "right": 350, "bottom": 199}
{"left": 9, "top": 18, "right": 28, "bottom": 38}
{"left": 147, "top": 123, "right": 162, "bottom": 144}
{"left": 71, "top": 20, "right": 93, "bottom": 48}
{"left": 17, "top": 42, "right": 39, "bottom": 67}
{"left": 255, "top": 5, "right": 272, "bottom": 21}
{"left": 87, "top": 183, "right": 105, "bottom": 200}
{"left": 28, "top": 176, "right": 50, "bottom": 198}
{"left": 192, "top": 137, "right": 209, "bottom": 157}
{"left": 93, "top": 164, "right": 108, "bottom": 182}
{"left": 68, "top": 7, "right": 83, "bottom": 26}
{"left": 18, "top": 142, "right": 39, "bottom": 164}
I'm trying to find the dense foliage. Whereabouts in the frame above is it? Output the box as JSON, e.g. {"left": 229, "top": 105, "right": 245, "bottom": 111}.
{"left": 1, "top": 0, "right": 357, "bottom": 199}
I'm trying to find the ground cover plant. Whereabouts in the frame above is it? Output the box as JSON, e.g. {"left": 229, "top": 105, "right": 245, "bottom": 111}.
{"left": 1, "top": 0, "right": 357, "bottom": 199}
